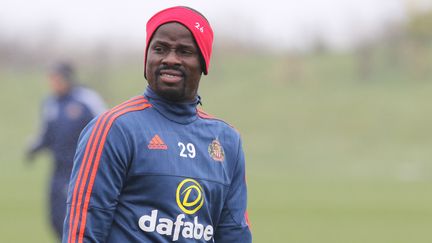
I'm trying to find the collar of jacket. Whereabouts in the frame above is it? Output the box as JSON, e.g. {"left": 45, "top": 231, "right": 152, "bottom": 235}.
{"left": 144, "top": 86, "right": 200, "bottom": 124}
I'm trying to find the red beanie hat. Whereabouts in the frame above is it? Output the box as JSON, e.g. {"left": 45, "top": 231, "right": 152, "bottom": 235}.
{"left": 144, "top": 6, "right": 214, "bottom": 77}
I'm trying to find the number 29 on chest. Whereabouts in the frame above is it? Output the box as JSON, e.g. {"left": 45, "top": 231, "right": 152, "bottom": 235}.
{"left": 178, "top": 142, "right": 196, "bottom": 158}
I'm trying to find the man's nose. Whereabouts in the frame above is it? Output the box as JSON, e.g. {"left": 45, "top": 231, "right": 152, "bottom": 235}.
{"left": 162, "top": 49, "right": 181, "bottom": 66}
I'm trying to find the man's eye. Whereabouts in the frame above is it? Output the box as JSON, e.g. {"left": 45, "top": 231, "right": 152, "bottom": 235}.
{"left": 153, "top": 46, "right": 165, "bottom": 53}
{"left": 180, "top": 49, "right": 193, "bottom": 55}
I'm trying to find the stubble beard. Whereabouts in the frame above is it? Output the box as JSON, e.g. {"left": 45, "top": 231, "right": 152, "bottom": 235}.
{"left": 154, "top": 77, "right": 187, "bottom": 102}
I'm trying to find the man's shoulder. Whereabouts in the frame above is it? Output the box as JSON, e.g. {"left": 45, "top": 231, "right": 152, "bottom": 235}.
{"left": 42, "top": 95, "right": 57, "bottom": 106}
{"left": 196, "top": 108, "right": 241, "bottom": 137}
{"left": 104, "top": 95, "right": 153, "bottom": 125}
{"left": 81, "top": 96, "right": 152, "bottom": 140}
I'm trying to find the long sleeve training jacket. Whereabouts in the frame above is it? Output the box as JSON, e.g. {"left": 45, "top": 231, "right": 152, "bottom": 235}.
{"left": 63, "top": 87, "right": 252, "bottom": 242}
{"left": 29, "top": 86, "right": 106, "bottom": 177}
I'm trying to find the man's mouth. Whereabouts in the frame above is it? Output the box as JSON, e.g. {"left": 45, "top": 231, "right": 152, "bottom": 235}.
{"left": 159, "top": 69, "right": 184, "bottom": 84}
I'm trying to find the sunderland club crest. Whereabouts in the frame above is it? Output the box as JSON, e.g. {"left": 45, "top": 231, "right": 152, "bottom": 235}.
{"left": 208, "top": 139, "right": 225, "bottom": 162}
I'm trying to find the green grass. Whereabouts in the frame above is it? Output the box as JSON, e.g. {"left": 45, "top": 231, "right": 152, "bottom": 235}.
{"left": 1, "top": 50, "right": 432, "bottom": 242}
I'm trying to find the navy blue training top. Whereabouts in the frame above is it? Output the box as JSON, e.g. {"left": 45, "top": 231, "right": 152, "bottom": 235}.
{"left": 63, "top": 87, "right": 252, "bottom": 242}
{"left": 30, "top": 86, "right": 106, "bottom": 178}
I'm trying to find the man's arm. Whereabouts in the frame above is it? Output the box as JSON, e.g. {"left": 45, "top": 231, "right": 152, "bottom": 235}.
{"left": 214, "top": 138, "right": 252, "bottom": 242}
{"left": 26, "top": 100, "right": 55, "bottom": 161}
{"left": 26, "top": 122, "right": 51, "bottom": 160}
{"left": 62, "top": 117, "right": 130, "bottom": 243}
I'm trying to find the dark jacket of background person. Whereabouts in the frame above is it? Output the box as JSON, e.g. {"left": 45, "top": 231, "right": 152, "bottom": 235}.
{"left": 27, "top": 62, "right": 106, "bottom": 239}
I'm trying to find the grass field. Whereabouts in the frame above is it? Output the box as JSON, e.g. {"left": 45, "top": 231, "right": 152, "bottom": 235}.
{"left": 1, "top": 50, "right": 432, "bottom": 242}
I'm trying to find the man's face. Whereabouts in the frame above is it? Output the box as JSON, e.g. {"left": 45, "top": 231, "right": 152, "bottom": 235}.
{"left": 49, "top": 73, "right": 71, "bottom": 97}
{"left": 145, "top": 22, "right": 202, "bottom": 102}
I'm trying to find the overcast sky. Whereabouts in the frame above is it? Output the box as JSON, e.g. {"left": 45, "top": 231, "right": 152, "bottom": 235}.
{"left": 1, "top": 0, "right": 431, "bottom": 50}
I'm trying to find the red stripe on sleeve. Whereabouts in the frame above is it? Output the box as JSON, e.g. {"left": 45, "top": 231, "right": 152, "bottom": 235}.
{"left": 78, "top": 102, "right": 151, "bottom": 242}
{"left": 68, "top": 109, "right": 107, "bottom": 243}
{"left": 68, "top": 96, "right": 148, "bottom": 243}
{"left": 245, "top": 211, "right": 252, "bottom": 229}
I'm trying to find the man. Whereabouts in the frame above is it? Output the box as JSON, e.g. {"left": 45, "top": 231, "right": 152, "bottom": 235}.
{"left": 27, "top": 62, "right": 106, "bottom": 240}
{"left": 63, "top": 6, "right": 252, "bottom": 242}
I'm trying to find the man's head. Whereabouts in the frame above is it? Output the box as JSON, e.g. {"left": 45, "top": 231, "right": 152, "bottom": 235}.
{"left": 144, "top": 6, "right": 214, "bottom": 102}
{"left": 49, "top": 62, "right": 76, "bottom": 97}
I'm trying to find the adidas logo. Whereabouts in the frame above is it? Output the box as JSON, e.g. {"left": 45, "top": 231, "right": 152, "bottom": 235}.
{"left": 148, "top": 134, "right": 168, "bottom": 150}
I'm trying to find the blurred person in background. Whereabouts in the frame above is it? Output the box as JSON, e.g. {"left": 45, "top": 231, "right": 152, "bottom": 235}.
{"left": 26, "top": 61, "right": 106, "bottom": 240}
{"left": 62, "top": 6, "right": 251, "bottom": 243}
